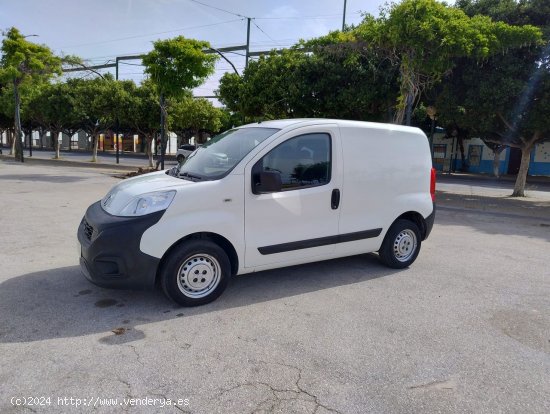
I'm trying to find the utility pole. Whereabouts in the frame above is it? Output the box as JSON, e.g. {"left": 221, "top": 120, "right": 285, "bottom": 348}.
{"left": 115, "top": 57, "right": 120, "bottom": 164}
{"left": 342, "top": 0, "right": 347, "bottom": 31}
{"left": 245, "top": 17, "right": 251, "bottom": 68}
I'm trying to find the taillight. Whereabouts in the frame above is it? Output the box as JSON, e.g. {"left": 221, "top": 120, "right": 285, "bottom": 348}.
{"left": 430, "top": 167, "right": 436, "bottom": 202}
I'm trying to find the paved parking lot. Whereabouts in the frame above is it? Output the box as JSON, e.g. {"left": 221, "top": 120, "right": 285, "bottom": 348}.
{"left": 1, "top": 160, "right": 549, "bottom": 413}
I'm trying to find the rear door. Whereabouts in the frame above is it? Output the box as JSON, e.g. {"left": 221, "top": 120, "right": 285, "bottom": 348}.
{"left": 244, "top": 125, "right": 343, "bottom": 268}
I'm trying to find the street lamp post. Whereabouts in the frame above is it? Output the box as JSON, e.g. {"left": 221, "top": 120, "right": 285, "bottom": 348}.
{"left": 342, "top": 0, "right": 347, "bottom": 31}
{"left": 115, "top": 57, "right": 120, "bottom": 164}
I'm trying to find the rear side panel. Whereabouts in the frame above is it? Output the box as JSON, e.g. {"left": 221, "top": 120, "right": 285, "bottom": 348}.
{"left": 335, "top": 124, "right": 433, "bottom": 256}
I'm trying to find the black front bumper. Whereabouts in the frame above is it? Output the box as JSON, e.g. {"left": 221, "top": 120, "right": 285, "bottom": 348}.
{"left": 77, "top": 201, "right": 164, "bottom": 289}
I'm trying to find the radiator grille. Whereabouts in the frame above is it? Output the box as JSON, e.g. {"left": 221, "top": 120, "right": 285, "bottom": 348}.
{"left": 83, "top": 219, "right": 94, "bottom": 241}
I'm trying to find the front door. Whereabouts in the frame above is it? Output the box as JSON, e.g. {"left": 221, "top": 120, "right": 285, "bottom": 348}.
{"left": 244, "top": 125, "right": 342, "bottom": 268}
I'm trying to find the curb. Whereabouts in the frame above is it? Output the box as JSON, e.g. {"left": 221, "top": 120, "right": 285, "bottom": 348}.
{"left": 437, "top": 171, "right": 550, "bottom": 186}
{"left": 0, "top": 154, "right": 143, "bottom": 172}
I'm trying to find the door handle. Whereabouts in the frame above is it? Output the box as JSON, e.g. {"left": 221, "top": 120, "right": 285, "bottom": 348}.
{"left": 331, "top": 189, "right": 340, "bottom": 210}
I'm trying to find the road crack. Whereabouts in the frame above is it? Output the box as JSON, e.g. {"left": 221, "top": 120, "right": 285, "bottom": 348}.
{"left": 218, "top": 360, "right": 341, "bottom": 414}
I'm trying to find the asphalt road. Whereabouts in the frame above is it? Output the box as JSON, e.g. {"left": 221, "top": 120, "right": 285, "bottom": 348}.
{"left": 0, "top": 160, "right": 549, "bottom": 413}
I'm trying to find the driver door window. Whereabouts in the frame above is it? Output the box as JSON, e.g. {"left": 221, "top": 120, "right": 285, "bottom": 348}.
{"left": 253, "top": 133, "right": 331, "bottom": 192}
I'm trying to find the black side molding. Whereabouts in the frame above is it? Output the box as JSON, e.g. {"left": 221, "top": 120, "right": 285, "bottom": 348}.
{"left": 258, "top": 228, "right": 383, "bottom": 255}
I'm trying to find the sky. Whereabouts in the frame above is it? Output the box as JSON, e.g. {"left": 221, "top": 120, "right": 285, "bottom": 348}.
{"left": 1, "top": 1, "right": 407, "bottom": 99}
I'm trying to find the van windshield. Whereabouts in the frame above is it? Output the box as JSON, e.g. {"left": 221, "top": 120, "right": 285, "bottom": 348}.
{"left": 178, "top": 127, "right": 279, "bottom": 181}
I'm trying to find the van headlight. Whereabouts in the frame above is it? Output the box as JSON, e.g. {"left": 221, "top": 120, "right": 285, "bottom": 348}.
{"left": 118, "top": 190, "right": 176, "bottom": 217}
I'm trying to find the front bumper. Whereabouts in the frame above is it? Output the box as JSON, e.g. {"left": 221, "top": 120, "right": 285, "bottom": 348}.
{"left": 77, "top": 201, "right": 164, "bottom": 289}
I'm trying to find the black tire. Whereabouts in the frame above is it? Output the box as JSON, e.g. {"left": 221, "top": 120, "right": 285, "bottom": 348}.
{"left": 160, "top": 239, "right": 231, "bottom": 306}
{"left": 177, "top": 154, "right": 185, "bottom": 163}
{"left": 378, "top": 219, "right": 421, "bottom": 269}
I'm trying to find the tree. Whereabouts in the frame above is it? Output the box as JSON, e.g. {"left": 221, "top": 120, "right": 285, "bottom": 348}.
{"left": 354, "top": 0, "right": 541, "bottom": 124}
{"left": 0, "top": 105, "right": 12, "bottom": 153}
{"left": 436, "top": 0, "right": 549, "bottom": 196}
{"left": 0, "top": 27, "right": 62, "bottom": 161}
{"left": 70, "top": 76, "right": 123, "bottom": 162}
{"left": 217, "top": 43, "right": 398, "bottom": 122}
{"left": 142, "top": 36, "right": 218, "bottom": 168}
{"left": 169, "top": 97, "right": 223, "bottom": 145}
{"left": 0, "top": 81, "right": 14, "bottom": 153}
{"left": 218, "top": 50, "right": 307, "bottom": 120}
{"left": 25, "top": 82, "right": 78, "bottom": 159}
{"left": 123, "top": 80, "right": 161, "bottom": 167}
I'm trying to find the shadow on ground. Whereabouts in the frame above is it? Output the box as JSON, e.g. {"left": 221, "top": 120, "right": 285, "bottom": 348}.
{"left": 0, "top": 254, "right": 397, "bottom": 344}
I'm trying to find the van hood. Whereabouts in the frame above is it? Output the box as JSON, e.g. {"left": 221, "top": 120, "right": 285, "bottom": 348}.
{"left": 101, "top": 171, "right": 194, "bottom": 216}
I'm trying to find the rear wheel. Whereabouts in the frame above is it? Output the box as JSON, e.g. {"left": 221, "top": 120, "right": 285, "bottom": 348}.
{"left": 378, "top": 219, "right": 421, "bottom": 269}
{"left": 160, "top": 240, "right": 231, "bottom": 306}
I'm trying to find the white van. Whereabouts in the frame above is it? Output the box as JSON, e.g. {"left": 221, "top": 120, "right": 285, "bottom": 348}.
{"left": 78, "top": 119, "right": 435, "bottom": 306}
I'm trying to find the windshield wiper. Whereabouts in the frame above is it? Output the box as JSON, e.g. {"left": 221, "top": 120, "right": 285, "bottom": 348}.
{"left": 179, "top": 171, "right": 203, "bottom": 181}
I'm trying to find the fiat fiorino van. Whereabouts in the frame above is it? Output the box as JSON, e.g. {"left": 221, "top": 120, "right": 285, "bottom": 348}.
{"left": 77, "top": 119, "right": 435, "bottom": 306}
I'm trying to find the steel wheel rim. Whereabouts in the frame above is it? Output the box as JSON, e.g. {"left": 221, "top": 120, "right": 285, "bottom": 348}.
{"left": 393, "top": 229, "right": 417, "bottom": 262}
{"left": 177, "top": 254, "right": 221, "bottom": 298}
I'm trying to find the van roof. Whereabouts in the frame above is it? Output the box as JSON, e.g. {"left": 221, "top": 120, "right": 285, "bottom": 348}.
{"left": 238, "top": 118, "right": 425, "bottom": 135}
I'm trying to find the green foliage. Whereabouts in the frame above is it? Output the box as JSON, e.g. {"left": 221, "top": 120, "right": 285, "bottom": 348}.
{"left": 354, "top": 0, "right": 542, "bottom": 123}
{"left": 0, "top": 27, "right": 62, "bottom": 85}
{"left": 68, "top": 75, "right": 124, "bottom": 134}
{"left": 142, "top": 36, "right": 218, "bottom": 98}
{"left": 0, "top": 101, "right": 11, "bottom": 131}
{"left": 0, "top": 27, "right": 66, "bottom": 159}
{"left": 169, "top": 97, "right": 223, "bottom": 136}
{"left": 437, "top": 0, "right": 549, "bottom": 143}
{"left": 217, "top": 72, "right": 243, "bottom": 116}
{"left": 217, "top": 44, "right": 398, "bottom": 122}
{"left": 24, "top": 82, "right": 77, "bottom": 132}
{"left": 123, "top": 80, "right": 161, "bottom": 137}
{"left": 434, "top": 0, "right": 550, "bottom": 195}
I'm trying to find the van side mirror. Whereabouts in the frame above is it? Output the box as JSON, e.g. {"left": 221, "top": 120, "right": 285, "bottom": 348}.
{"left": 254, "top": 171, "right": 282, "bottom": 194}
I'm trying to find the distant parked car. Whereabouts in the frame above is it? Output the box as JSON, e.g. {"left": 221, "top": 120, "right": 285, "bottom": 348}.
{"left": 176, "top": 144, "right": 196, "bottom": 163}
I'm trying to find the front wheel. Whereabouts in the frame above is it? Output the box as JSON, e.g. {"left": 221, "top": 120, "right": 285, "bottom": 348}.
{"left": 378, "top": 219, "right": 421, "bottom": 269}
{"left": 160, "top": 240, "right": 231, "bottom": 306}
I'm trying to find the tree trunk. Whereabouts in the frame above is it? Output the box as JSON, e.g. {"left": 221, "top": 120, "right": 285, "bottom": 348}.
{"left": 91, "top": 134, "right": 99, "bottom": 162}
{"left": 145, "top": 135, "right": 154, "bottom": 167}
{"left": 53, "top": 131, "right": 61, "bottom": 159}
{"left": 9, "top": 129, "right": 15, "bottom": 155}
{"left": 393, "top": 95, "right": 407, "bottom": 125}
{"left": 492, "top": 147, "right": 503, "bottom": 178}
{"left": 393, "top": 62, "right": 419, "bottom": 125}
{"left": 39, "top": 130, "right": 45, "bottom": 149}
{"left": 159, "top": 94, "right": 167, "bottom": 170}
{"left": 511, "top": 143, "right": 534, "bottom": 197}
{"left": 13, "top": 80, "right": 23, "bottom": 162}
